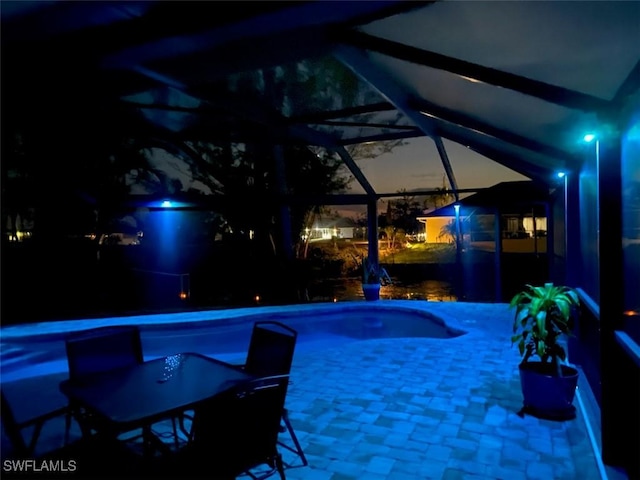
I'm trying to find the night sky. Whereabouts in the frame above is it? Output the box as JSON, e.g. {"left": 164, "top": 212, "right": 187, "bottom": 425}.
{"left": 338, "top": 137, "right": 528, "bottom": 218}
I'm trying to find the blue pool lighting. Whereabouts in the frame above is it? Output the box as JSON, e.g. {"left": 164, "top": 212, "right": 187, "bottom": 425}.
{"left": 161, "top": 200, "right": 172, "bottom": 208}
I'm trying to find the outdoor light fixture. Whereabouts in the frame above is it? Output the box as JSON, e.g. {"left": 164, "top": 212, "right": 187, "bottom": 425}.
{"left": 557, "top": 171, "right": 566, "bottom": 178}
{"left": 583, "top": 133, "right": 596, "bottom": 143}
{"left": 146, "top": 199, "right": 193, "bottom": 209}
{"left": 453, "top": 203, "right": 462, "bottom": 253}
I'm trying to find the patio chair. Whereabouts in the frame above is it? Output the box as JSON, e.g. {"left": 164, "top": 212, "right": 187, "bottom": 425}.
{"left": 2, "top": 387, "right": 144, "bottom": 479}
{"left": 65, "top": 325, "right": 144, "bottom": 380}
{"left": 163, "top": 374, "right": 289, "bottom": 480}
{"left": 240, "top": 321, "right": 308, "bottom": 467}
{"left": 1, "top": 382, "right": 72, "bottom": 458}
{"left": 64, "top": 325, "right": 186, "bottom": 450}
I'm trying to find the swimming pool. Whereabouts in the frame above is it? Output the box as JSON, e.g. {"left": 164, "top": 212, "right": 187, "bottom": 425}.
{"left": 0, "top": 302, "right": 466, "bottom": 381}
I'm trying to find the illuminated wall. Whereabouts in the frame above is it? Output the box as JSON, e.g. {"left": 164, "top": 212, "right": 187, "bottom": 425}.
{"left": 579, "top": 143, "right": 600, "bottom": 303}
{"left": 622, "top": 115, "right": 640, "bottom": 344}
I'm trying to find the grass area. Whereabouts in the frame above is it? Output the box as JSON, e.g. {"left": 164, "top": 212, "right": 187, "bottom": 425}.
{"left": 380, "top": 242, "right": 455, "bottom": 264}
{"left": 306, "top": 239, "right": 455, "bottom": 271}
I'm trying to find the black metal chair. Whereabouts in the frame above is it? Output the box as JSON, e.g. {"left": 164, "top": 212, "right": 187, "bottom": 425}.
{"left": 241, "top": 321, "right": 308, "bottom": 467}
{"left": 1, "top": 384, "right": 142, "bottom": 479}
{"left": 1, "top": 381, "right": 71, "bottom": 458}
{"left": 65, "top": 325, "right": 144, "bottom": 380}
{"left": 64, "top": 325, "right": 186, "bottom": 450}
{"left": 164, "top": 374, "right": 289, "bottom": 480}
{"left": 65, "top": 325, "right": 144, "bottom": 438}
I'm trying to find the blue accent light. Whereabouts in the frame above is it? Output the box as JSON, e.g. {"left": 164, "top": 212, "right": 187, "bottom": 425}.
{"left": 557, "top": 172, "right": 566, "bottom": 178}
{"left": 583, "top": 134, "right": 596, "bottom": 143}
{"left": 147, "top": 199, "right": 193, "bottom": 209}
{"left": 145, "top": 199, "right": 196, "bottom": 210}
{"left": 454, "top": 204, "right": 460, "bottom": 212}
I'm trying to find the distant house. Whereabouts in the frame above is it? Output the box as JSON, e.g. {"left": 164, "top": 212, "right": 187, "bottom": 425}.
{"left": 416, "top": 215, "right": 456, "bottom": 243}
{"left": 417, "top": 180, "right": 550, "bottom": 253}
{"left": 308, "top": 217, "right": 357, "bottom": 240}
{"left": 98, "top": 232, "right": 142, "bottom": 246}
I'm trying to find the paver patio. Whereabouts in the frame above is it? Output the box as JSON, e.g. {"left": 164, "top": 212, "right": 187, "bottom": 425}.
{"left": 1, "top": 301, "right": 627, "bottom": 479}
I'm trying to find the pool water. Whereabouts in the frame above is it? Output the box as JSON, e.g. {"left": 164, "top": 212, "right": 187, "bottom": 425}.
{"left": 1, "top": 304, "right": 465, "bottom": 381}
{"left": 261, "top": 309, "right": 463, "bottom": 341}
{"left": 141, "top": 307, "right": 465, "bottom": 361}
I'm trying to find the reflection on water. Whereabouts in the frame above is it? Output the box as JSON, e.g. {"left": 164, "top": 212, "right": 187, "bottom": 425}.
{"left": 308, "top": 277, "right": 457, "bottom": 303}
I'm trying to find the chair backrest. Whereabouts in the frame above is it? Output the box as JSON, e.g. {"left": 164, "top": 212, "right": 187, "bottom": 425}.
{"left": 65, "top": 325, "right": 143, "bottom": 380}
{"left": 189, "top": 374, "right": 289, "bottom": 477}
{"left": 244, "top": 321, "right": 297, "bottom": 378}
{"left": 0, "top": 388, "right": 28, "bottom": 458}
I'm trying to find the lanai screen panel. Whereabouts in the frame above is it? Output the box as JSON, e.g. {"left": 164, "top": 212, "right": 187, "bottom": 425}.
{"left": 352, "top": 0, "right": 640, "bottom": 177}
{"left": 362, "top": 1, "right": 639, "bottom": 98}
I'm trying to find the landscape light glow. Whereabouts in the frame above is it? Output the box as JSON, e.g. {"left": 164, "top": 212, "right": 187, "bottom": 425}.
{"left": 557, "top": 172, "right": 566, "bottom": 178}
{"left": 583, "top": 133, "right": 596, "bottom": 143}
{"left": 161, "top": 200, "right": 172, "bottom": 208}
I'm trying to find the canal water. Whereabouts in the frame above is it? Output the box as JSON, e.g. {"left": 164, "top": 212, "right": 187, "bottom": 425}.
{"left": 307, "top": 277, "right": 457, "bottom": 303}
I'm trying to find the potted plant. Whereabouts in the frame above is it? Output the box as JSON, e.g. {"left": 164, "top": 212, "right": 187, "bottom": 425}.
{"left": 510, "top": 282, "right": 581, "bottom": 420}
{"left": 361, "top": 256, "right": 391, "bottom": 301}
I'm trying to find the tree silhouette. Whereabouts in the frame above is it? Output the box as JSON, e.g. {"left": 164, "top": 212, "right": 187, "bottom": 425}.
{"left": 2, "top": 53, "right": 410, "bottom": 310}
{"left": 425, "top": 175, "right": 454, "bottom": 210}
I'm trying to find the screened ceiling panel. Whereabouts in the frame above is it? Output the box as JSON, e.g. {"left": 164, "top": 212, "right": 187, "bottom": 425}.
{"left": 428, "top": 113, "right": 571, "bottom": 181}
{"left": 2, "top": 0, "right": 638, "bottom": 190}
{"left": 365, "top": 52, "right": 601, "bottom": 155}
{"left": 303, "top": 107, "right": 419, "bottom": 145}
{"left": 361, "top": 1, "right": 640, "bottom": 100}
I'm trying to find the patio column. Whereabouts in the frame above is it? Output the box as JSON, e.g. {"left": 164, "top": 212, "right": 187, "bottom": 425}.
{"left": 494, "top": 207, "right": 503, "bottom": 302}
{"left": 546, "top": 198, "right": 556, "bottom": 283}
{"left": 565, "top": 172, "right": 581, "bottom": 286}
{"left": 273, "top": 144, "right": 294, "bottom": 261}
{"left": 454, "top": 204, "right": 463, "bottom": 299}
{"left": 597, "top": 134, "right": 629, "bottom": 471}
{"left": 366, "top": 198, "right": 379, "bottom": 268}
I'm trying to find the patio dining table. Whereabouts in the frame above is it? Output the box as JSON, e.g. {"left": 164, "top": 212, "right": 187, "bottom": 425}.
{"left": 59, "top": 352, "right": 255, "bottom": 452}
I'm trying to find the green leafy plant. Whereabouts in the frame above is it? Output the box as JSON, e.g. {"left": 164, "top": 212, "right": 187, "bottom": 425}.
{"left": 510, "top": 283, "right": 580, "bottom": 377}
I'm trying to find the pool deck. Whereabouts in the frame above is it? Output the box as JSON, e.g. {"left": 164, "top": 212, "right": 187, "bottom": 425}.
{"left": 0, "top": 301, "right": 629, "bottom": 480}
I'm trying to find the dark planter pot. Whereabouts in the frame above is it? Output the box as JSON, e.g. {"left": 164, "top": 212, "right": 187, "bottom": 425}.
{"left": 519, "top": 362, "right": 579, "bottom": 420}
{"left": 362, "top": 283, "right": 381, "bottom": 301}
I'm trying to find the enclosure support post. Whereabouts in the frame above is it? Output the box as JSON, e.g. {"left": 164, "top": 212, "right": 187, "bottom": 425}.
{"left": 494, "top": 207, "right": 503, "bottom": 302}
{"left": 273, "top": 144, "right": 294, "bottom": 261}
{"left": 597, "top": 135, "right": 630, "bottom": 472}
{"left": 366, "top": 198, "right": 379, "bottom": 269}
{"left": 454, "top": 204, "right": 463, "bottom": 299}
{"left": 433, "top": 136, "right": 459, "bottom": 201}
{"left": 565, "top": 172, "right": 580, "bottom": 285}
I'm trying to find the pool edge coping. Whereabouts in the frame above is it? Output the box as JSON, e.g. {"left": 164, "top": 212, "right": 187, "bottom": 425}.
{"left": 0, "top": 300, "right": 492, "bottom": 344}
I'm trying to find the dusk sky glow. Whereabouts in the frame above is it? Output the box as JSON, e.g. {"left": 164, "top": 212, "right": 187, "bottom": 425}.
{"left": 352, "top": 137, "right": 528, "bottom": 195}
{"left": 145, "top": 137, "right": 528, "bottom": 217}
{"left": 145, "top": 136, "right": 528, "bottom": 220}
{"left": 339, "top": 137, "right": 528, "bottom": 218}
